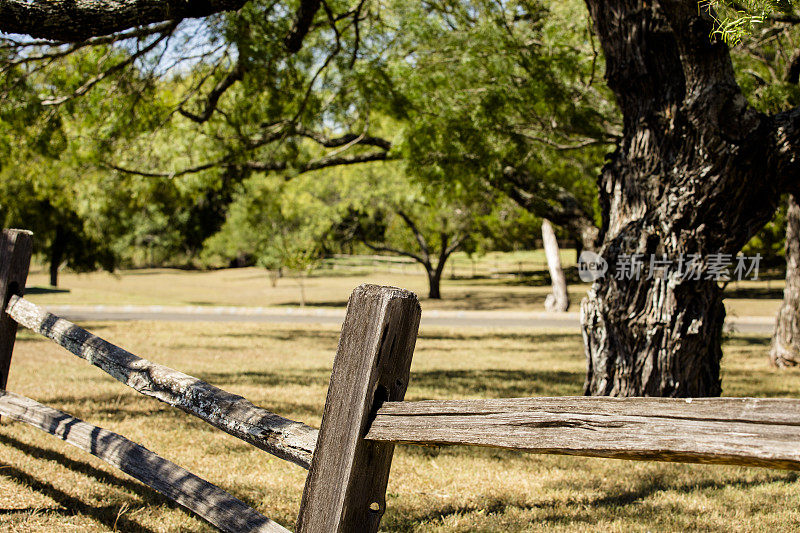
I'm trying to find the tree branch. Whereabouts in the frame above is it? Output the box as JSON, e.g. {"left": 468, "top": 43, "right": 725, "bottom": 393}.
{"left": 105, "top": 144, "right": 392, "bottom": 179}
{"left": 104, "top": 159, "right": 228, "bottom": 178}
{"left": 245, "top": 151, "right": 393, "bottom": 174}
{"left": 285, "top": 0, "right": 323, "bottom": 52}
{"left": 396, "top": 210, "right": 431, "bottom": 261}
{"left": 41, "top": 25, "right": 176, "bottom": 106}
{"left": 771, "top": 105, "right": 800, "bottom": 198}
{"left": 0, "top": 0, "right": 247, "bottom": 42}
{"left": 444, "top": 233, "right": 465, "bottom": 257}
{"left": 0, "top": 21, "right": 175, "bottom": 71}
{"left": 496, "top": 166, "right": 600, "bottom": 250}
{"left": 360, "top": 241, "right": 426, "bottom": 267}
{"left": 179, "top": 62, "right": 245, "bottom": 123}
{"left": 294, "top": 127, "right": 392, "bottom": 150}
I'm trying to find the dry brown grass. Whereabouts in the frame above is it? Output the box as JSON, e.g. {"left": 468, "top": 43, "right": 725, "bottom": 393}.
{"left": 1, "top": 321, "right": 799, "bottom": 532}
{"left": 24, "top": 264, "right": 783, "bottom": 317}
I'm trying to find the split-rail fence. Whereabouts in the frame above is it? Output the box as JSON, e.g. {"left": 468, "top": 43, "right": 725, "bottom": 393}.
{"left": 0, "top": 228, "right": 798, "bottom": 532}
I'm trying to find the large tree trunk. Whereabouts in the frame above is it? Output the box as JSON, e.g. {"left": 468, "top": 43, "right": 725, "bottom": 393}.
{"left": 49, "top": 224, "right": 66, "bottom": 287}
{"left": 542, "top": 219, "right": 569, "bottom": 312}
{"left": 580, "top": 0, "right": 800, "bottom": 397}
{"left": 770, "top": 194, "right": 800, "bottom": 367}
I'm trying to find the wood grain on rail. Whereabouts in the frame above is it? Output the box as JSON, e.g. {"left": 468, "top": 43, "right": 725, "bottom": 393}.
{"left": 366, "top": 396, "right": 800, "bottom": 470}
{"left": 6, "top": 295, "right": 318, "bottom": 469}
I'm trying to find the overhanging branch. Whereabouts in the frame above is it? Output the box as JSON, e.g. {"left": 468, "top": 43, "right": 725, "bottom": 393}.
{"left": 179, "top": 62, "right": 245, "bottom": 123}
{"left": 41, "top": 24, "right": 177, "bottom": 106}
{"left": 0, "top": 0, "right": 248, "bottom": 42}
{"left": 106, "top": 150, "right": 393, "bottom": 179}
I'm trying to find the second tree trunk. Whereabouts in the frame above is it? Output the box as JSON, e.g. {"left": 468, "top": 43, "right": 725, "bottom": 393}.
{"left": 770, "top": 195, "right": 800, "bottom": 367}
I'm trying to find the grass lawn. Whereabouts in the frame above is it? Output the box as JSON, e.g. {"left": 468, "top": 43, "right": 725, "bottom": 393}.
{"left": 23, "top": 262, "right": 784, "bottom": 318}
{"left": 1, "top": 322, "right": 799, "bottom": 532}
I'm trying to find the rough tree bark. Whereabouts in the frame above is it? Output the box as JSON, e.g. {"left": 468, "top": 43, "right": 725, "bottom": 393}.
{"left": 542, "top": 219, "right": 569, "bottom": 312}
{"left": 581, "top": 0, "right": 800, "bottom": 397}
{"left": 0, "top": 0, "right": 322, "bottom": 44}
{"left": 0, "top": 0, "right": 247, "bottom": 41}
{"left": 770, "top": 194, "right": 800, "bottom": 367}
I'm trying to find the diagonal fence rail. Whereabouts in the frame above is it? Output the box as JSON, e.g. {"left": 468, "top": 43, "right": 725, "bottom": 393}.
{"left": 6, "top": 294, "right": 318, "bottom": 469}
{"left": 0, "top": 390, "right": 289, "bottom": 533}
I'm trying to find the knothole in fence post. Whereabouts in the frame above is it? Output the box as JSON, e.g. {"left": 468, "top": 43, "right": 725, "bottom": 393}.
{"left": 296, "top": 284, "right": 421, "bottom": 533}
{"left": 0, "top": 229, "right": 33, "bottom": 401}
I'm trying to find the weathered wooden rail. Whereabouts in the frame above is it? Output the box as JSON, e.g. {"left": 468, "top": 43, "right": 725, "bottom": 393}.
{"left": 367, "top": 397, "right": 800, "bottom": 470}
{"left": 6, "top": 294, "right": 318, "bottom": 469}
{"left": 1, "top": 228, "right": 799, "bottom": 532}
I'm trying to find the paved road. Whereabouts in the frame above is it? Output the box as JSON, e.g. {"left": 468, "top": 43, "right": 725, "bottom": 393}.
{"left": 41, "top": 304, "right": 776, "bottom": 333}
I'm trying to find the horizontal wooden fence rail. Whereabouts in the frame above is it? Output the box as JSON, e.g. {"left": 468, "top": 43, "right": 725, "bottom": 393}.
{"left": 6, "top": 294, "right": 318, "bottom": 469}
{"left": 365, "top": 397, "right": 800, "bottom": 471}
{"left": 0, "top": 390, "right": 288, "bottom": 533}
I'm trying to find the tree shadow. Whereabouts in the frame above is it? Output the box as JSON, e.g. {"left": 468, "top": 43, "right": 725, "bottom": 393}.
{"left": 275, "top": 301, "right": 348, "bottom": 308}
{"left": 384, "top": 465, "right": 799, "bottom": 531}
{"left": 418, "top": 331, "right": 581, "bottom": 344}
{"left": 36, "top": 392, "right": 183, "bottom": 421}
{"left": 23, "top": 286, "right": 70, "bottom": 295}
{"left": 197, "top": 368, "right": 332, "bottom": 389}
{"left": 724, "top": 286, "right": 784, "bottom": 299}
{"left": 0, "top": 462, "right": 157, "bottom": 532}
{"left": 407, "top": 369, "right": 583, "bottom": 398}
{"left": 724, "top": 335, "right": 771, "bottom": 346}
{"left": 0, "top": 431, "right": 171, "bottom": 506}
{"left": 201, "top": 329, "right": 341, "bottom": 342}
{"left": 421, "top": 290, "right": 549, "bottom": 310}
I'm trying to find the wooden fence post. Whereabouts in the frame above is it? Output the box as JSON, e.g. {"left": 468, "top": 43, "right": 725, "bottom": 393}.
{"left": 296, "top": 284, "right": 421, "bottom": 533}
{"left": 0, "top": 229, "right": 33, "bottom": 392}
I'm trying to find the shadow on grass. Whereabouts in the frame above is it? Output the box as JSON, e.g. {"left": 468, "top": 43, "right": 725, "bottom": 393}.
{"left": 274, "top": 300, "right": 348, "bottom": 308}
{"left": 0, "top": 432, "right": 171, "bottom": 507}
{"left": 408, "top": 369, "right": 583, "bottom": 398}
{"left": 199, "top": 365, "right": 584, "bottom": 399}
{"left": 418, "top": 331, "right": 581, "bottom": 344}
{"left": 724, "top": 286, "right": 785, "bottom": 299}
{"left": 200, "top": 329, "right": 341, "bottom": 342}
{"left": 33, "top": 393, "right": 184, "bottom": 421}
{"left": 39, "top": 388, "right": 324, "bottom": 424}
{"left": 23, "top": 286, "right": 70, "bottom": 295}
{"left": 0, "top": 462, "right": 158, "bottom": 533}
{"left": 197, "top": 368, "right": 332, "bottom": 389}
{"left": 385, "top": 467, "right": 799, "bottom": 531}
{"left": 424, "top": 291, "right": 549, "bottom": 311}
{"left": 724, "top": 335, "right": 771, "bottom": 346}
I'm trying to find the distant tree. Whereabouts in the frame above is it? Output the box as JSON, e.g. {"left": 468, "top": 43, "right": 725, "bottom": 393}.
{"left": 202, "top": 174, "right": 334, "bottom": 305}
{"left": 724, "top": 12, "right": 800, "bottom": 368}
{"left": 541, "top": 219, "right": 570, "bottom": 312}
{"left": 771, "top": 194, "right": 800, "bottom": 367}
{"left": 332, "top": 162, "right": 494, "bottom": 299}
{"left": 378, "top": 0, "right": 612, "bottom": 252}
{"left": 0, "top": 158, "right": 116, "bottom": 286}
